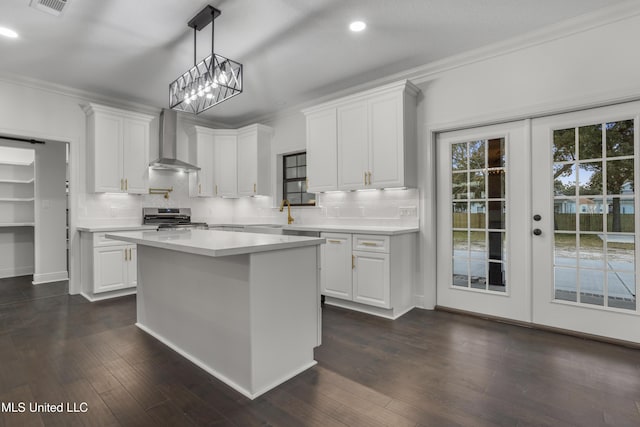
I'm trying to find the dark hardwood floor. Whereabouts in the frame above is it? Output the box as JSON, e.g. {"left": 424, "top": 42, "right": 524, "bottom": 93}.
{"left": 1, "top": 275, "right": 639, "bottom": 426}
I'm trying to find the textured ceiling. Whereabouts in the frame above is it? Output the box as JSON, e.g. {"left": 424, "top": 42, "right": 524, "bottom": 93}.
{"left": 0, "top": 0, "right": 624, "bottom": 125}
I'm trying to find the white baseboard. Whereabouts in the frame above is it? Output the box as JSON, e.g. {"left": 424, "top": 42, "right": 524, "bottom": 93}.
{"left": 32, "top": 270, "right": 69, "bottom": 285}
{"left": 80, "top": 288, "right": 136, "bottom": 302}
{"left": 324, "top": 297, "right": 415, "bottom": 320}
{"left": 0, "top": 266, "right": 33, "bottom": 279}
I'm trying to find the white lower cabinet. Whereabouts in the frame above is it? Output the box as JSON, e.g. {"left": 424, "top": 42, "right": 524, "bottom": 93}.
{"left": 320, "top": 232, "right": 416, "bottom": 319}
{"left": 321, "top": 234, "right": 353, "bottom": 300}
{"left": 81, "top": 231, "right": 139, "bottom": 301}
{"left": 352, "top": 250, "right": 390, "bottom": 308}
{"left": 93, "top": 245, "right": 136, "bottom": 293}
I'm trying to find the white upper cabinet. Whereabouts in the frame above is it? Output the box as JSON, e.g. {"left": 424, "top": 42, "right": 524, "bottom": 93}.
{"left": 213, "top": 132, "right": 237, "bottom": 197}
{"left": 188, "top": 124, "right": 273, "bottom": 198}
{"left": 306, "top": 108, "right": 338, "bottom": 193}
{"left": 236, "top": 124, "right": 272, "bottom": 197}
{"left": 188, "top": 126, "right": 215, "bottom": 197}
{"left": 84, "top": 103, "right": 153, "bottom": 194}
{"left": 303, "top": 80, "right": 418, "bottom": 191}
{"left": 337, "top": 101, "right": 368, "bottom": 190}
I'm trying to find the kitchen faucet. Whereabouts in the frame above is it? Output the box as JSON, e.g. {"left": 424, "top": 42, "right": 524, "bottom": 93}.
{"left": 279, "top": 199, "right": 295, "bottom": 224}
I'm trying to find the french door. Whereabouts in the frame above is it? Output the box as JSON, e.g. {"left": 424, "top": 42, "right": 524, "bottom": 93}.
{"left": 437, "top": 103, "right": 640, "bottom": 343}
{"left": 531, "top": 103, "right": 640, "bottom": 343}
{"left": 436, "top": 121, "right": 531, "bottom": 321}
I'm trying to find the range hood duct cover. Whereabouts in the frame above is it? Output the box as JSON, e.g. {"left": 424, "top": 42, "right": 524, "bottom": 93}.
{"left": 150, "top": 109, "right": 200, "bottom": 171}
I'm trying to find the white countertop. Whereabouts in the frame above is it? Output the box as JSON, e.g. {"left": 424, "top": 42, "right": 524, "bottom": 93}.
{"left": 211, "top": 223, "right": 419, "bottom": 235}
{"left": 285, "top": 224, "right": 418, "bottom": 235}
{"left": 77, "top": 225, "right": 158, "bottom": 232}
{"left": 106, "top": 229, "right": 325, "bottom": 257}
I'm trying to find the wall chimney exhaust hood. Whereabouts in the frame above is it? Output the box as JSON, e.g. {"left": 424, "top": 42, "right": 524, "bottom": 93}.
{"left": 149, "top": 109, "right": 200, "bottom": 172}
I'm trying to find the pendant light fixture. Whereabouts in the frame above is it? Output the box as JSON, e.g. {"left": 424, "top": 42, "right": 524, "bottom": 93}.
{"left": 169, "top": 5, "right": 243, "bottom": 114}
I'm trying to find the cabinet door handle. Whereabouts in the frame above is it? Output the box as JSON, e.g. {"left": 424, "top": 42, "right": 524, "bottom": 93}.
{"left": 120, "top": 178, "right": 124, "bottom": 191}
{"left": 215, "top": 184, "right": 218, "bottom": 195}
{"left": 367, "top": 171, "right": 372, "bottom": 185}
{"left": 361, "top": 242, "right": 378, "bottom": 247}
{"left": 125, "top": 179, "right": 128, "bottom": 191}
{"left": 129, "top": 248, "right": 132, "bottom": 261}
{"left": 253, "top": 183, "right": 256, "bottom": 193}
{"left": 364, "top": 171, "right": 367, "bottom": 186}
{"left": 352, "top": 255, "right": 355, "bottom": 269}
{"left": 124, "top": 248, "right": 128, "bottom": 261}
{"left": 199, "top": 184, "right": 201, "bottom": 194}
{"left": 327, "top": 239, "right": 341, "bottom": 244}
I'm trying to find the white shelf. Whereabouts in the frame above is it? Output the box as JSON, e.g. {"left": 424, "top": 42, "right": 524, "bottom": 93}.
{"left": 0, "top": 223, "right": 35, "bottom": 227}
{"left": 0, "top": 178, "right": 34, "bottom": 184}
{"left": 0, "top": 161, "right": 34, "bottom": 166}
{"left": 0, "top": 198, "right": 35, "bottom": 202}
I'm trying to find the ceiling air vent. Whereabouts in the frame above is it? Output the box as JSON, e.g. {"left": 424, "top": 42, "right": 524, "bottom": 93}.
{"left": 29, "top": 0, "right": 69, "bottom": 16}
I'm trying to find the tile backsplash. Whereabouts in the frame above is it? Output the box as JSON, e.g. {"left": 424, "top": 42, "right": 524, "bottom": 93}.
{"left": 77, "top": 169, "right": 419, "bottom": 228}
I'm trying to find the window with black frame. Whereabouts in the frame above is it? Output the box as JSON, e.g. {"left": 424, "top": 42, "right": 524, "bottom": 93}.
{"left": 283, "top": 152, "right": 315, "bottom": 206}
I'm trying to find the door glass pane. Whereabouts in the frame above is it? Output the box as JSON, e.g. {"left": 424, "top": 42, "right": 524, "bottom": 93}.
{"left": 555, "top": 233, "right": 576, "bottom": 267}
{"left": 469, "top": 231, "right": 486, "bottom": 259}
{"left": 487, "top": 170, "right": 505, "bottom": 198}
{"left": 578, "top": 124, "right": 602, "bottom": 160}
{"left": 488, "top": 262, "right": 506, "bottom": 291}
{"left": 453, "top": 258, "right": 468, "bottom": 287}
{"left": 607, "top": 235, "right": 634, "bottom": 271}
{"left": 554, "top": 267, "right": 577, "bottom": 302}
{"left": 579, "top": 269, "right": 604, "bottom": 306}
{"left": 578, "top": 162, "right": 602, "bottom": 195}
{"left": 452, "top": 143, "right": 467, "bottom": 171}
{"left": 452, "top": 172, "right": 468, "bottom": 199}
{"left": 488, "top": 138, "right": 505, "bottom": 168}
{"left": 453, "top": 202, "right": 468, "bottom": 228}
{"left": 488, "top": 201, "right": 505, "bottom": 229}
{"left": 554, "top": 199, "right": 576, "bottom": 231}
{"left": 469, "top": 202, "right": 485, "bottom": 229}
{"left": 453, "top": 230, "right": 469, "bottom": 254}
{"left": 554, "top": 163, "right": 576, "bottom": 196}
{"left": 606, "top": 159, "right": 634, "bottom": 195}
{"left": 607, "top": 272, "right": 636, "bottom": 310}
{"left": 469, "top": 140, "right": 485, "bottom": 169}
{"left": 553, "top": 128, "right": 576, "bottom": 162}
{"left": 606, "top": 197, "right": 634, "bottom": 232}
{"left": 469, "top": 171, "right": 485, "bottom": 199}
{"left": 579, "top": 233, "right": 604, "bottom": 269}
{"left": 606, "top": 120, "right": 634, "bottom": 158}
{"left": 579, "top": 197, "right": 604, "bottom": 232}
{"left": 552, "top": 119, "right": 636, "bottom": 311}
{"left": 451, "top": 139, "right": 506, "bottom": 293}
{"left": 470, "top": 260, "right": 487, "bottom": 290}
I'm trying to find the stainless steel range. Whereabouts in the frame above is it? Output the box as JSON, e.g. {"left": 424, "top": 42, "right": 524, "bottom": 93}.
{"left": 143, "top": 208, "right": 209, "bottom": 230}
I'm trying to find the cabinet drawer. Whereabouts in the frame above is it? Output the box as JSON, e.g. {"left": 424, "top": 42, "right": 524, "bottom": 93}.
{"left": 93, "top": 232, "right": 126, "bottom": 247}
{"left": 352, "top": 234, "right": 389, "bottom": 253}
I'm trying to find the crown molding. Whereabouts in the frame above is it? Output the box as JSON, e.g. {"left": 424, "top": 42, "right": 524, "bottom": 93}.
{"left": 0, "top": 72, "right": 231, "bottom": 129}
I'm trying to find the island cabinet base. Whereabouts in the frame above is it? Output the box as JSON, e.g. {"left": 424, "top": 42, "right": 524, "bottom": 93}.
{"left": 135, "top": 244, "right": 320, "bottom": 399}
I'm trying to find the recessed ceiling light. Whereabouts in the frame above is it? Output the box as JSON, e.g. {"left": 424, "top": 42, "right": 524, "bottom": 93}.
{"left": 0, "top": 27, "right": 18, "bottom": 39}
{"left": 349, "top": 21, "right": 366, "bottom": 32}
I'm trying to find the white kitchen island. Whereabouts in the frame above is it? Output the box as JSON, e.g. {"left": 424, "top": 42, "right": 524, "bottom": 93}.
{"left": 105, "top": 229, "right": 325, "bottom": 399}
